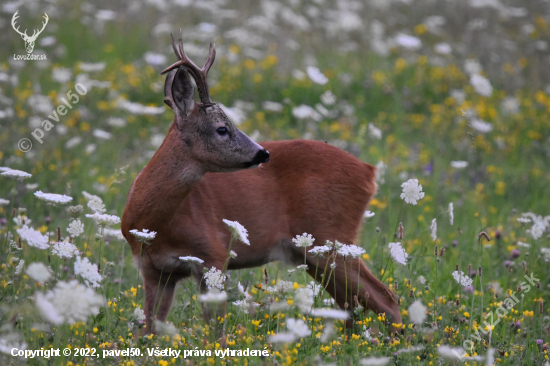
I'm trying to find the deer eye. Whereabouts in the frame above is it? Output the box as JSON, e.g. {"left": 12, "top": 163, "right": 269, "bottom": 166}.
{"left": 216, "top": 127, "right": 228, "bottom": 136}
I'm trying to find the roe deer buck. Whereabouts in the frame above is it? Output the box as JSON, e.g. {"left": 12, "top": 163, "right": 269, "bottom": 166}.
{"left": 121, "top": 31, "right": 402, "bottom": 334}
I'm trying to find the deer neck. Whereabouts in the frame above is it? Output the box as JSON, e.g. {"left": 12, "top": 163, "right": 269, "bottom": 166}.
{"left": 124, "top": 125, "right": 204, "bottom": 233}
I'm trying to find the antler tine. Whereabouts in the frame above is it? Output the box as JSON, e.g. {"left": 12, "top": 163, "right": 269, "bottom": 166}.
{"left": 203, "top": 43, "right": 216, "bottom": 74}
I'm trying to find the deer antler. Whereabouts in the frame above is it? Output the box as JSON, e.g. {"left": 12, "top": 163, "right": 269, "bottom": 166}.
{"left": 29, "top": 13, "right": 49, "bottom": 39}
{"left": 11, "top": 10, "right": 28, "bottom": 38}
{"left": 160, "top": 29, "right": 216, "bottom": 106}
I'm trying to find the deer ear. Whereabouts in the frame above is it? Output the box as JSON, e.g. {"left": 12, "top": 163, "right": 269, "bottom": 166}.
{"left": 164, "top": 66, "right": 195, "bottom": 116}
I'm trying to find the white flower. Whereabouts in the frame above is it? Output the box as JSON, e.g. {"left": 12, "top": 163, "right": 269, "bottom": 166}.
{"left": 307, "top": 281, "right": 322, "bottom": 297}
{"left": 15, "top": 259, "right": 24, "bottom": 275}
{"left": 51, "top": 240, "right": 80, "bottom": 259}
{"left": 268, "top": 332, "right": 297, "bottom": 344}
{"left": 129, "top": 228, "right": 157, "bottom": 244}
{"left": 321, "top": 322, "right": 334, "bottom": 343}
{"left": 529, "top": 225, "right": 544, "bottom": 240}
{"left": 0, "top": 334, "right": 28, "bottom": 355}
{"left": 408, "top": 300, "right": 427, "bottom": 325}
{"left": 363, "top": 326, "right": 371, "bottom": 341}
{"left": 232, "top": 299, "right": 259, "bottom": 313}
{"left": 34, "top": 280, "right": 105, "bottom": 325}
{"left": 501, "top": 96, "right": 519, "bottom": 115}
{"left": 26, "top": 262, "right": 52, "bottom": 285}
{"left": 287, "top": 318, "right": 311, "bottom": 338}
{"left": 541, "top": 248, "right": 550, "bottom": 262}
{"left": 153, "top": 321, "right": 178, "bottom": 336}
{"left": 1, "top": 169, "right": 32, "bottom": 180}
{"left": 434, "top": 42, "right": 452, "bottom": 55}
{"left": 199, "top": 290, "right": 227, "bottom": 303}
{"left": 133, "top": 307, "right": 146, "bottom": 322}
{"left": 375, "top": 161, "right": 387, "bottom": 184}
{"left": 0, "top": 198, "right": 9, "bottom": 206}
{"left": 368, "top": 123, "right": 382, "bottom": 140}
{"left": 517, "top": 241, "right": 530, "bottom": 248}
{"left": 103, "top": 228, "right": 124, "bottom": 241}
{"left": 179, "top": 256, "right": 204, "bottom": 264}
{"left": 262, "top": 101, "right": 284, "bottom": 112}
{"left": 86, "top": 212, "right": 121, "bottom": 226}
{"left": 17, "top": 225, "right": 49, "bottom": 249}
{"left": 449, "top": 202, "right": 454, "bottom": 225}
{"left": 450, "top": 89, "right": 466, "bottom": 104}
{"left": 306, "top": 66, "right": 328, "bottom": 85}
{"left": 395, "top": 33, "right": 422, "bottom": 50}
{"left": 143, "top": 52, "right": 167, "bottom": 66}
{"left": 464, "top": 59, "right": 482, "bottom": 75}
{"left": 470, "top": 118, "right": 494, "bottom": 133}
{"left": 320, "top": 90, "right": 336, "bottom": 105}
{"left": 74, "top": 257, "right": 102, "bottom": 288}
{"left": 13, "top": 215, "right": 31, "bottom": 226}
{"left": 238, "top": 281, "right": 251, "bottom": 299}
{"left": 437, "top": 345, "right": 466, "bottom": 360}
{"left": 222, "top": 219, "right": 250, "bottom": 245}
{"left": 430, "top": 218, "right": 437, "bottom": 241}
{"left": 310, "top": 308, "right": 350, "bottom": 320}
{"left": 67, "top": 219, "right": 84, "bottom": 237}
{"left": 292, "top": 233, "right": 315, "bottom": 248}
{"left": 452, "top": 270, "right": 473, "bottom": 287}
{"left": 470, "top": 74, "right": 493, "bottom": 97}
{"left": 389, "top": 242, "right": 409, "bottom": 265}
{"left": 267, "top": 280, "right": 294, "bottom": 294}
{"left": 400, "top": 179, "right": 425, "bottom": 205}
{"left": 295, "top": 287, "right": 314, "bottom": 313}
{"left": 418, "top": 275, "right": 426, "bottom": 284}
{"left": 292, "top": 104, "right": 322, "bottom": 121}
{"left": 338, "top": 244, "right": 366, "bottom": 258}
{"left": 364, "top": 211, "right": 375, "bottom": 219}
{"left": 52, "top": 67, "right": 72, "bottom": 83}
{"left": 204, "top": 267, "right": 226, "bottom": 290}
{"left": 450, "top": 161, "right": 469, "bottom": 169}
{"left": 517, "top": 217, "right": 531, "bottom": 223}
{"left": 87, "top": 197, "right": 106, "bottom": 213}
{"left": 359, "top": 356, "right": 391, "bottom": 366}
{"left": 309, "top": 245, "right": 330, "bottom": 257}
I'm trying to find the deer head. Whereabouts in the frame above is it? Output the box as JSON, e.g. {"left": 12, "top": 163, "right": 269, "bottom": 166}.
{"left": 160, "top": 30, "right": 269, "bottom": 172}
{"left": 11, "top": 11, "right": 49, "bottom": 54}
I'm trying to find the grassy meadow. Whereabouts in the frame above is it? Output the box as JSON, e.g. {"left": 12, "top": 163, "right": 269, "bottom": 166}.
{"left": 0, "top": 0, "right": 549, "bottom": 365}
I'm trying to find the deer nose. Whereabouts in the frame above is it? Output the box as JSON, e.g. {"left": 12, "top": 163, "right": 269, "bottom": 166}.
{"left": 252, "top": 149, "right": 270, "bottom": 164}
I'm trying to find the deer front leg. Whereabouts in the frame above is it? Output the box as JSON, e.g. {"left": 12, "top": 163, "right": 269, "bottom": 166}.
{"left": 142, "top": 269, "right": 177, "bottom": 334}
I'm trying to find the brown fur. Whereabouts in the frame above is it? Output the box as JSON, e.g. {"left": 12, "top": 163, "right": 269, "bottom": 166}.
{"left": 122, "top": 129, "right": 402, "bottom": 332}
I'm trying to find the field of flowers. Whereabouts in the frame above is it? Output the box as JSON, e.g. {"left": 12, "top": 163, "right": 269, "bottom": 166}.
{"left": 1, "top": 0, "right": 550, "bottom": 365}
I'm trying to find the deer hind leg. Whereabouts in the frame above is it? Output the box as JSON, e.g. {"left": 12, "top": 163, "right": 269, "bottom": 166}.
{"left": 305, "top": 254, "right": 402, "bottom": 333}
{"left": 142, "top": 268, "right": 177, "bottom": 334}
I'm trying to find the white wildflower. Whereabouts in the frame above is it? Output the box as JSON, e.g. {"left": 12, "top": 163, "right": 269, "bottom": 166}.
{"left": 306, "top": 281, "right": 322, "bottom": 297}
{"left": 34, "top": 191, "right": 72, "bottom": 205}
{"left": 434, "top": 42, "right": 452, "bottom": 55}
{"left": 204, "top": 267, "right": 226, "bottom": 290}
{"left": 451, "top": 161, "right": 469, "bottom": 169}
{"left": 15, "top": 259, "right": 24, "bottom": 275}
{"left": 153, "top": 321, "right": 178, "bottom": 336}
{"left": 267, "top": 280, "right": 294, "bottom": 294}
{"left": 470, "top": 74, "right": 493, "bottom": 97}
{"left": 13, "top": 214, "right": 31, "bottom": 226}
{"left": 368, "top": 123, "right": 382, "bottom": 140}
{"left": 517, "top": 241, "right": 530, "bottom": 248}
{"left": 541, "top": 248, "right": 550, "bottom": 262}
{"left": 452, "top": 270, "right": 473, "bottom": 287}
{"left": 262, "top": 101, "right": 284, "bottom": 112}
{"left": 179, "top": 256, "right": 204, "bottom": 264}
{"left": 0, "top": 334, "right": 28, "bottom": 355}
{"left": 26, "top": 262, "right": 52, "bottom": 285}
{"left": 292, "top": 104, "right": 322, "bottom": 121}
{"left": 310, "top": 308, "right": 350, "bottom": 320}
{"left": 321, "top": 322, "right": 334, "bottom": 342}
{"left": 129, "top": 228, "right": 156, "bottom": 244}
{"left": 222, "top": 219, "right": 250, "bottom": 245}
{"left": 395, "top": 33, "right": 422, "bottom": 50}
{"left": 306, "top": 66, "right": 328, "bottom": 85}
{"left": 34, "top": 280, "right": 103, "bottom": 325}
{"left": 396, "top": 345, "right": 426, "bottom": 354}
{"left": 237, "top": 281, "right": 251, "bottom": 299}
{"left": 501, "top": 96, "right": 519, "bottom": 115}
{"left": 74, "top": 257, "right": 102, "bottom": 288}
{"left": 232, "top": 299, "right": 259, "bottom": 313}
{"left": 198, "top": 290, "right": 227, "bottom": 303}
{"left": 449, "top": 202, "right": 454, "bottom": 225}
{"left": 1, "top": 169, "right": 32, "bottom": 180}
{"left": 51, "top": 240, "right": 79, "bottom": 259}
{"left": 408, "top": 300, "right": 427, "bottom": 325}
{"left": 308, "top": 245, "right": 330, "bottom": 257}
{"left": 287, "top": 318, "right": 311, "bottom": 338}
{"left": 437, "top": 345, "right": 466, "bottom": 360}
{"left": 292, "top": 233, "right": 315, "bottom": 248}
{"left": 230, "top": 250, "right": 237, "bottom": 258}
{"left": 0, "top": 198, "right": 9, "bottom": 206}
{"left": 17, "top": 225, "right": 49, "bottom": 249}
{"left": 470, "top": 118, "right": 494, "bottom": 133}
{"left": 389, "top": 242, "right": 409, "bottom": 265}
{"left": 268, "top": 332, "right": 297, "bottom": 344}
{"left": 320, "top": 90, "right": 336, "bottom": 105}
{"left": 430, "top": 218, "right": 437, "bottom": 241}
{"left": 67, "top": 219, "right": 84, "bottom": 237}
{"left": 529, "top": 225, "right": 544, "bottom": 240}
{"left": 517, "top": 217, "right": 531, "bottom": 223}
{"left": 295, "top": 287, "right": 314, "bottom": 313}
{"left": 363, "top": 326, "right": 371, "bottom": 341}
{"left": 87, "top": 197, "right": 106, "bottom": 213}
{"left": 86, "top": 212, "right": 121, "bottom": 226}
{"left": 133, "top": 307, "right": 146, "bottom": 322}
{"left": 418, "top": 275, "right": 426, "bottom": 284}
{"left": 359, "top": 356, "right": 391, "bottom": 366}
{"left": 375, "top": 160, "right": 387, "bottom": 184}
{"left": 400, "top": 179, "right": 425, "bottom": 205}
{"left": 364, "top": 211, "right": 375, "bottom": 219}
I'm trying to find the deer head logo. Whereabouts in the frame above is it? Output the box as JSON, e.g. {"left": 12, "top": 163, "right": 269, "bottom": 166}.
{"left": 11, "top": 10, "right": 49, "bottom": 54}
